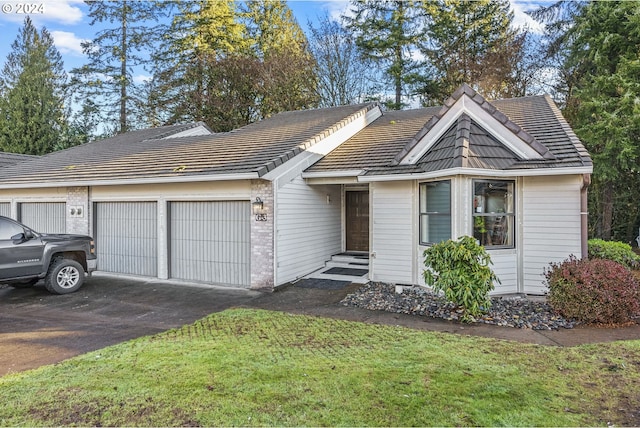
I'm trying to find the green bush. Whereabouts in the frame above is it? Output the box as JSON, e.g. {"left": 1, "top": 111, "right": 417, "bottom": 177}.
{"left": 588, "top": 239, "right": 640, "bottom": 269}
{"left": 546, "top": 256, "right": 640, "bottom": 324}
{"left": 423, "top": 236, "right": 499, "bottom": 321}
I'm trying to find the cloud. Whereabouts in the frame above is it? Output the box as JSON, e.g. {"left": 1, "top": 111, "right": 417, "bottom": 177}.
{"left": 51, "top": 30, "right": 86, "bottom": 56}
{"left": 133, "top": 74, "right": 152, "bottom": 84}
{"left": 39, "top": 0, "right": 83, "bottom": 25}
{"left": 510, "top": 0, "right": 545, "bottom": 34}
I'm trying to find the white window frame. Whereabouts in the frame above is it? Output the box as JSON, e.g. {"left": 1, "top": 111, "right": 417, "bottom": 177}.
{"left": 419, "top": 180, "right": 452, "bottom": 245}
{"left": 472, "top": 179, "right": 515, "bottom": 249}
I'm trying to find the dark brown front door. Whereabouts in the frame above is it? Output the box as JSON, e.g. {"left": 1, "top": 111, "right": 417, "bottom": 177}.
{"left": 346, "top": 191, "right": 369, "bottom": 252}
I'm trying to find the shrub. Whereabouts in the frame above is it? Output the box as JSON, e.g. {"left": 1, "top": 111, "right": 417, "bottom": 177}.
{"left": 546, "top": 256, "right": 640, "bottom": 324}
{"left": 423, "top": 236, "right": 499, "bottom": 321}
{"left": 588, "top": 239, "right": 640, "bottom": 269}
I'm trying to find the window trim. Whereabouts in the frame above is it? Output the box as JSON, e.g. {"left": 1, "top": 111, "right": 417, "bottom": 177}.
{"left": 419, "top": 179, "right": 452, "bottom": 246}
{"left": 472, "top": 179, "right": 515, "bottom": 249}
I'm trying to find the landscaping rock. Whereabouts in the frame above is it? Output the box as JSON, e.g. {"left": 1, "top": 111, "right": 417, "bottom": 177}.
{"left": 341, "top": 282, "right": 576, "bottom": 330}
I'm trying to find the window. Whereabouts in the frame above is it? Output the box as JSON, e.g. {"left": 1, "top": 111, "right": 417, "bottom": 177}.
{"left": 473, "top": 180, "right": 514, "bottom": 248}
{"left": 419, "top": 180, "right": 451, "bottom": 245}
{"left": 0, "top": 218, "right": 24, "bottom": 240}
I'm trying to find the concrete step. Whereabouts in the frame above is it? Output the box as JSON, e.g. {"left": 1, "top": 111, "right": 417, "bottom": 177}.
{"left": 305, "top": 272, "right": 369, "bottom": 284}
{"left": 330, "top": 255, "right": 370, "bottom": 264}
{"left": 325, "top": 260, "right": 369, "bottom": 269}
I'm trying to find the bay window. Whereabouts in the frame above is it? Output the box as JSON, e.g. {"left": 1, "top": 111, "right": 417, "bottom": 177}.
{"left": 473, "top": 180, "right": 515, "bottom": 248}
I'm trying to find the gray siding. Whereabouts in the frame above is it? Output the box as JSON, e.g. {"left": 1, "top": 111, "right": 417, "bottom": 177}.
{"left": 370, "top": 181, "right": 414, "bottom": 284}
{"left": 522, "top": 175, "right": 582, "bottom": 294}
{"left": 169, "top": 201, "right": 250, "bottom": 287}
{"left": 276, "top": 177, "right": 342, "bottom": 284}
{"left": 95, "top": 202, "right": 158, "bottom": 276}
{"left": 19, "top": 202, "right": 66, "bottom": 233}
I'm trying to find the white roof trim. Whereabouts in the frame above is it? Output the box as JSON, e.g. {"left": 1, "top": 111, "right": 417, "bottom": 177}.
{"left": 0, "top": 172, "right": 260, "bottom": 189}
{"left": 400, "top": 95, "right": 545, "bottom": 165}
{"left": 358, "top": 166, "right": 593, "bottom": 182}
{"left": 262, "top": 105, "right": 382, "bottom": 182}
{"left": 302, "top": 169, "right": 365, "bottom": 179}
{"left": 164, "top": 125, "right": 213, "bottom": 138}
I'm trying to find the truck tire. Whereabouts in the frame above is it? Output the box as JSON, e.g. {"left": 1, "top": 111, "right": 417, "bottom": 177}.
{"left": 45, "top": 258, "right": 85, "bottom": 294}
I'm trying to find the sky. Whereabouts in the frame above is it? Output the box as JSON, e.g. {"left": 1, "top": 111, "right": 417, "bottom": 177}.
{"left": 0, "top": 0, "right": 545, "bottom": 82}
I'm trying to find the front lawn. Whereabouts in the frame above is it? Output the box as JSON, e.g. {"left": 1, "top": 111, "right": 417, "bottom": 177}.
{"left": 1, "top": 309, "right": 639, "bottom": 426}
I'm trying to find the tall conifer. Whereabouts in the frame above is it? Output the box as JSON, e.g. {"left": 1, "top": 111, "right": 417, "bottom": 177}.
{"left": 0, "top": 17, "right": 67, "bottom": 155}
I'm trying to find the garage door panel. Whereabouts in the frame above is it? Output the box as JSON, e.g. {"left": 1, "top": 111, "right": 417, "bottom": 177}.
{"left": 19, "top": 202, "right": 66, "bottom": 233}
{"left": 95, "top": 202, "right": 157, "bottom": 276}
{"left": 170, "top": 201, "right": 250, "bottom": 287}
{"left": 0, "top": 203, "right": 10, "bottom": 217}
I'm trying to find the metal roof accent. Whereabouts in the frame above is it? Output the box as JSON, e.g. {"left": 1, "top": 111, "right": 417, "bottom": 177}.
{"left": 391, "top": 84, "right": 553, "bottom": 166}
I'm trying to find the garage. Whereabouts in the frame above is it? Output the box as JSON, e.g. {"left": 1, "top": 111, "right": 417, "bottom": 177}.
{"left": 0, "top": 203, "right": 9, "bottom": 217}
{"left": 19, "top": 202, "right": 66, "bottom": 233}
{"left": 94, "top": 202, "right": 158, "bottom": 277}
{"left": 169, "top": 201, "right": 250, "bottom": 287}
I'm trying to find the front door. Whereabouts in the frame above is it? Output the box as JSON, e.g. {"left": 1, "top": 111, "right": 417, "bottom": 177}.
{"left": 346, "top": 191, "right": 369, "bottom": 252}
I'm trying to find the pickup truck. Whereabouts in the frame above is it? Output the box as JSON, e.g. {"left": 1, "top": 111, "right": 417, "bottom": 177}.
{"left": 0, "top": 215, "right": 96, "bottom": 294}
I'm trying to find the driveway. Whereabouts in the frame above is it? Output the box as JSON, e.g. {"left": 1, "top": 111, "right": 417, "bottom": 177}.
{"left": 0, "top": 274, "right": 260, "bottom": 376}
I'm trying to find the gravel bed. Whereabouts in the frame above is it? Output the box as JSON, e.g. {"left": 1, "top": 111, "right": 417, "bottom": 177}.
{"left": 341, "top": 282, "right": 576, "bottom": 330}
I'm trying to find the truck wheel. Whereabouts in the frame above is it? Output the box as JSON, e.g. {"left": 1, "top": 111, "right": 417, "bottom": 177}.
{"left": 45, "top": 259, "right": 85, "bottom": 294}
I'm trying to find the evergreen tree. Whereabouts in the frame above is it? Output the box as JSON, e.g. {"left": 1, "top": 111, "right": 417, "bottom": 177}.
{"left": 561, "top": 1, "right": 640, "bottom": 242}
{"left": 151, "top": 0, "right": 250, "bottom": 128}
{"left": 152, "top": 0, "right": 316, "bottom": 131}
{"left": 528, "top": 1, "right": 585, "bottom": 104}
{"left": 419, "top": 0, "right": 523, "bottom": 103}
{"left": 344, "top": 0, "right": 424, "bottom": 109}
{"left": 0, "top": 17, "right": 68, "bottom": 155}
{"left": 71, "top": 0, "right": 169, "bottom": 134}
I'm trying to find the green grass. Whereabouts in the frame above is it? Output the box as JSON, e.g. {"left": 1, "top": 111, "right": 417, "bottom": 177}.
{"left": 1, "top": 309, "right": 639, "bottom": 426}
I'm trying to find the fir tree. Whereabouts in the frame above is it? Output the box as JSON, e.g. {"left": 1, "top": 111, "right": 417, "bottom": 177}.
{"left": 344, "top": 0, "right": 424, "bottom": 109}
{"left": 71, "top": 0, "right": 170, "bottom": 134}
{"left": 0, "top": 17, "right": 68, "bottom": 155}
{"left": 562, "top": 1, "right": 640, "bottom": 242}
{"left": 420, "top": 0, "right": 523, "bottom": 103}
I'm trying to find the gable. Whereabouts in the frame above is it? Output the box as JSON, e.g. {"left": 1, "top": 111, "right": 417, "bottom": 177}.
{"left": 416, "top": 114, "right": 520, "bottom": 172}
{"left": 394, "top": 84, "right": 555, "bottom": 167}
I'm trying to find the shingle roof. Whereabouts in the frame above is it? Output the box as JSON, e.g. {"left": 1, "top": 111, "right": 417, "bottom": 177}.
{"left": 0, "top": 152, "right": 38, "bottom": 168}
{"left": 0, "top": 104, "right": 376, "bottom": 186}
{"left": 308, "top": 90, "right": 592, "bottom": 176}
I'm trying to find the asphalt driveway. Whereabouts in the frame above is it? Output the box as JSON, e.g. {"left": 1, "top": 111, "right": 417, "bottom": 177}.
{"left": 0, "top": 274, "right": 261, "bottom": 376}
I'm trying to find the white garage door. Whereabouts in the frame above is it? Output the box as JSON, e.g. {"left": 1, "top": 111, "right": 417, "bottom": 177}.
{"left": 19, "top": 202, "right": 66, "bottom": 233}
{"left": 95, "top": 202, "right": 157, "bottom": 276}
{"left": 170, "top": 201, "right": 250, "bottom": 287}
{"left": 0, "top": 203, "right": 10, "bottom": 218}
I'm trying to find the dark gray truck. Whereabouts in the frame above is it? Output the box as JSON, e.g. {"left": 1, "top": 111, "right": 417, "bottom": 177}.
{"left": 0, "top": 215, "right": 96, "bottom": 294}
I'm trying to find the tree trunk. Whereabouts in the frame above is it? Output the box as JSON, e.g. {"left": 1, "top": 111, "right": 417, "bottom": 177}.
{"left": 119, "top": 0, "right": 128, "bottom": 133}
{"left": 601, "top": 181, "right": 613, "bottom": 240}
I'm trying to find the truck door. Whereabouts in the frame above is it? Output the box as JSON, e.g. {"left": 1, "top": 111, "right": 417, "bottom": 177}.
{"left": 0, "top": 218, "right": 44, "bottom": 280}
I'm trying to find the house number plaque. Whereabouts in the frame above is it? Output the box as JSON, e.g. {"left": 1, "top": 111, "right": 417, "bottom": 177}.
{"left": 255, "top": 214, "right": 268, "bottom": 222}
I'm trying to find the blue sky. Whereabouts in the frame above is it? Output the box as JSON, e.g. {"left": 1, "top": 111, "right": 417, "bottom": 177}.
{"left": 0, "top": 0, "right": 545, "bottom": 81}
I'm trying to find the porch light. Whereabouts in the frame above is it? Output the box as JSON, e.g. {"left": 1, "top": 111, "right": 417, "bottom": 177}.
{"left": 252, "top": 197, "right": 264, "bottom": 215}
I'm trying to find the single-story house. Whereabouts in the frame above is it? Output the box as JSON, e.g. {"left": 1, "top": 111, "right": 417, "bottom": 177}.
{"left": 0, "top": 84, "right": 592, "bottom": 295}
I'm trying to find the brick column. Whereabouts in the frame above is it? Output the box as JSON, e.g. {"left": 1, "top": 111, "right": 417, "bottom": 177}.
{"left": 66, "top": 187, "right": 90, "bottom": 235}
{"left": 250, "top": 179, "right": 274, "bottom": 290}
